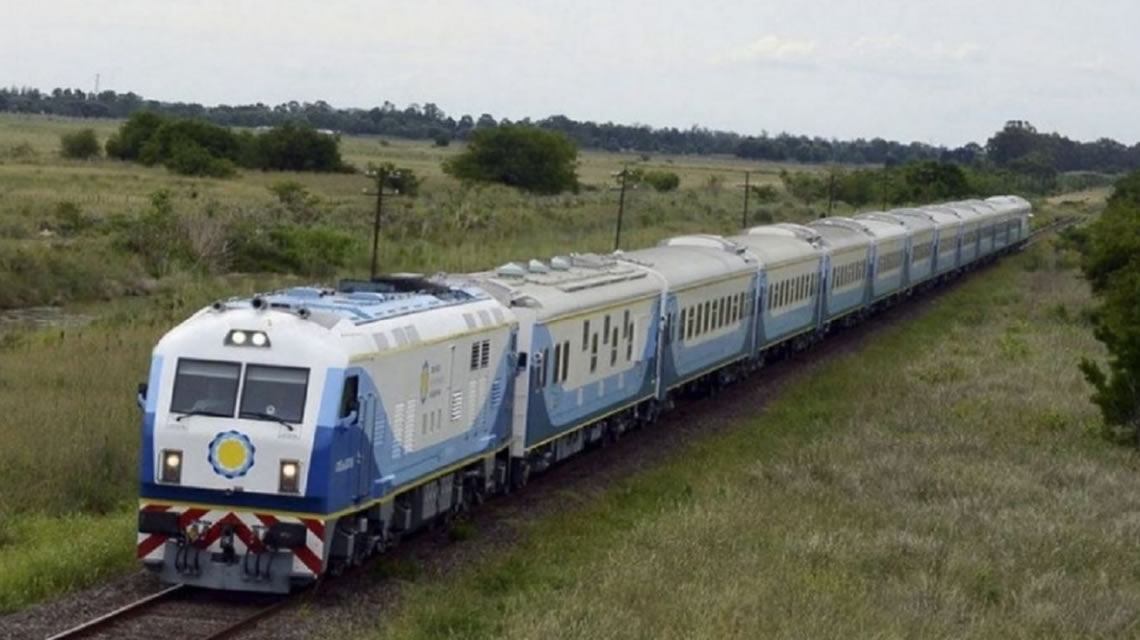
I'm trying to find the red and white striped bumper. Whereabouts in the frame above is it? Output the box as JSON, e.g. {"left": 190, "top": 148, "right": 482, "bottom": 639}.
{"left": 137, "top": 503, "right": 327, "bottom": 577}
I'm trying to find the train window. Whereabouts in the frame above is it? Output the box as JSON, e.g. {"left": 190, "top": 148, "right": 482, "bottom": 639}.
{"left": 339, "top": 375, "right": 359, "bottom": 419}
{"left": 562, "top": 341, "right": 570, "bottom": 381}
{"left": 582, "top": 320, "right": 590, "bottom": 352}
{"left": 551, "top": 346, "right": 560, "bottom": 386}
{"left": 590, "top": 333, "right": 599, "bottom": 373}
{"left": 624, "top": 310, "right": 632, "bottom": 339}
{"left": 704, "top": 301, "right": 712, "bottom": 333}
{"left": 603, "top": 315, "right": 611, "bottom": 345}
{"left": 611, "top": 328, "right": 619, "bottom": 365}
{"left": 480, "top": 340, "right": 491, "bottom": 369}
{"left": 171, "top": 359, "right": 240, "bottom": 418}
{"left": 470, "top": 343, "right": 480, "bottom": 371}
{"left": 239, "top": 365, "right": 309, "bottom": 424}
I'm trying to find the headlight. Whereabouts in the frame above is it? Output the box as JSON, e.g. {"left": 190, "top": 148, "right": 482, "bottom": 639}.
{"left": 160, "top": 449, "right": 182, "bottom": 484}
{"left": 225, "top": 330, "right": 270, "bottom": 348}
{"left": 279, "top": 460, "right": 300, "bottom": 494}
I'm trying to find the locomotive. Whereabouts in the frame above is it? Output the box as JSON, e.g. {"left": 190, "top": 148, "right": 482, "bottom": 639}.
{"left": 135, "top": 196, "right": 1031, "bottom": 592}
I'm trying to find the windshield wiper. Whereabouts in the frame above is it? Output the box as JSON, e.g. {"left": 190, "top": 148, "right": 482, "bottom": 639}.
{"left": 244, "top": 411, "right": 295, "bottom": 431}
{"left": 175, "top": 409, "right": 226, "bottom": 422}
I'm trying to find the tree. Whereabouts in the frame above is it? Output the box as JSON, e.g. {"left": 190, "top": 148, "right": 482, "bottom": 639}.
{"left": 60, "top": 128, "right": 100, "bottom": 159}
{"left": 442, "top": 126, "right": 578, "bottom": 194}
{"left": 253, "top": 122, "right": 349, "bottom": 172}
{"left": 105, "top": 111, "right": 166, "bottom": 160}
{"left": 1076, "top": 171, "right": 1140, "bottom": 443}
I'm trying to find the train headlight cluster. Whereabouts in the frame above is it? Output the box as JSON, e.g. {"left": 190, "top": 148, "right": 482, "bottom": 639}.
{"left": 225, "top": 330, "right": 271, "bottom": 348}
{"left": 160, "top": 449, "right": 182, "bottom": 484}
{"left": 279, "top": 460, "right": 300, "bottom": 494}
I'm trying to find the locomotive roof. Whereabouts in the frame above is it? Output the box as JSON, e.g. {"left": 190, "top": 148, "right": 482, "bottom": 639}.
{"left": 216, "top": 276, "right": 492, "bottom": 327}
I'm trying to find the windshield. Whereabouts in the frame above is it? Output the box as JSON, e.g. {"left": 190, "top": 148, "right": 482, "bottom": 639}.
{"left": 171, "top": 359, "right": 241, "bottom": 416}
{"left": 239, "top": 365, "right": 309, "bottom": 424}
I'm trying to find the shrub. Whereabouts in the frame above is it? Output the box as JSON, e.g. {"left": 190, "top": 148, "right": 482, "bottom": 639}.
{"left": 643, "top": 170, "right": 680, "bottom": 192}
{"left": 60, "top": 129, "right": 100, "bottom": 159}
{"left": 1075, "top": 171, "right": 1140, "bottom": 443}
{"left": 252, "top": 122, "right": 349, "bottom": 172}
{"left": 442, "top": 125, "right": 578, "bottom": 194}
{"left": 165, "top": 140, "right": 237, "bottom": 178}
{"left": 105, "top": 111, "right": 166, "bottom": 160}
{"left": 229, "top": 223, "right": 356, "bottom": 278}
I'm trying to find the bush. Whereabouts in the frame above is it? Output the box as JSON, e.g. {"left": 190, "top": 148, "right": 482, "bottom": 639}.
{"left": 442, "top": 125, "right": 578, "bottom": 194}
{"left": 1075, "top": 171, "right": 1140, "bottom": 443}
{"left": 229, "top": 223, "right": 355, "bottom": 278}
{"left": 252, "top": 122, "right": 349, "bottom": 172}
{"left": 105, "top": 111, "right": 166, "bottom": 161}
{"left": 111, "top": 189, "right": 193, "bottom": 277}
{"left": 643, "top": 170, "right": 680, "bottom": 192}
{"left": 59, "top": 129, "right": 100, "bottom": 159}
{"left": 165, "top": 140, "right": 237, "bottom": 178}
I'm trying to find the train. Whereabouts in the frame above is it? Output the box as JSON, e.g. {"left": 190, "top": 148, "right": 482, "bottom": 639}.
{"left": 135, "top": 195, "right": 1031, "bottom": 592}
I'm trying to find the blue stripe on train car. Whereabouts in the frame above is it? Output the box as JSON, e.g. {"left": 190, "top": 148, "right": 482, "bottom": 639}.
{"left": 525, "top": 308, "right": 661, "bottom": 448}
{"left": 761, "top": 302, "right": 815, "bottom": 346}
{"left": 824, "top": 286, "right": 865, "bottom": 322}
{"left": 871, "top": 271, "right": 904, "bottom": 300}
{"left": 910, "top": 257, "right": 934, "bottom": 283}
{"left": 139, "top": 354, "right": 164, "bottom": 486}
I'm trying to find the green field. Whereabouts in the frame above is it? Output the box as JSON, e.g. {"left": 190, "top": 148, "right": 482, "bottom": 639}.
{"left": 0, "top": 114, "right": 827, "bottom": 311}
{"left": 352, "top": 216, "right": 1129, "bottom": 640}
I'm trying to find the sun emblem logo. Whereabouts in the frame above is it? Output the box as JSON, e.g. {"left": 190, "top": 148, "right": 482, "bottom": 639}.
{"left": 207, "top": 430, "right": 255, "bottom": 479}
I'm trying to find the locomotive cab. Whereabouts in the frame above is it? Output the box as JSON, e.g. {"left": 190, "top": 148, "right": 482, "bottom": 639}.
{"left": 136, "top": 298, "right": 351, "bottom": 592}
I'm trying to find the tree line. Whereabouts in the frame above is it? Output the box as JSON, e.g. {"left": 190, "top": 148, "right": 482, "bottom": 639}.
{"left": 8, "top": 86, "right": 1140, "bottom": 174}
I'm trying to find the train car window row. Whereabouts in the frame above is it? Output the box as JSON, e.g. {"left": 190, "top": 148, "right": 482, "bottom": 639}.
{"left": 912, "top": 241, "right": 933, "bottom": 262}
{"left": 877, "top": 249, "right": 904, "bottom": 273}
{"left": 681, "top": 289, "right": 750, "bottom": 342}
{"left": 830, "top": 259, "right": 866, "bottom": 290}
{"left": 767, "top": 272, "right": 820, "bottom": 311}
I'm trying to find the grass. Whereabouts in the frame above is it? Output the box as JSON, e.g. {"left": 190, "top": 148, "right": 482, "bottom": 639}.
{"left": 347, "top": 224, "right": 1134, "bottom": 639}
{"left": 0, "top": 113, "right": 826, "bottom": 310}
{"left": 0, "top": 511, "right": 134, "bottom": 613}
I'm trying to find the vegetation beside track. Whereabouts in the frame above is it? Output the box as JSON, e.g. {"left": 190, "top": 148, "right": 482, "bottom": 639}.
{"left": 358, "top": 202, "right": 1135, "bottom": 639}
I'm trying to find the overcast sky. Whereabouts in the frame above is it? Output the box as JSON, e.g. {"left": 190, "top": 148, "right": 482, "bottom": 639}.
{"left": 5, "top": 1, "right": 1138, "bottom": 146}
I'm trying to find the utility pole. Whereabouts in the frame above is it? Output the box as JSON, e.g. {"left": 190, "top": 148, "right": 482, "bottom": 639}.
{"left": 826, "top": 170, "right": 836, "bottom": 217}
{"left": 613, "top": 165, "right": 629, "bottom": 251}
{"left": 363, "top": 166, "right": 394, "bottom": 280}
{"left": 742, "top": 171, "right": 751, "bottom": 228}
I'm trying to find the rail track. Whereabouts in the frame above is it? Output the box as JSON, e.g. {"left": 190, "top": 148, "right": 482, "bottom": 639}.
{"left": 38, "top": 213, "right": 1085, "bottom": 640}
{"left": 44, "top": 584, "right": 291, "bottom": 640}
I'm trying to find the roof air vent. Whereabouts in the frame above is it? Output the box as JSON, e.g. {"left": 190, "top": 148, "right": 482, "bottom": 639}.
{"left": 550, "top": 256, "right": 572, "bottom": 271}
{"left": 496, "top": 262, "right": 527, "bottom": 278}
{"left": 528, "top": 259, "right": 550, "bottom": 273}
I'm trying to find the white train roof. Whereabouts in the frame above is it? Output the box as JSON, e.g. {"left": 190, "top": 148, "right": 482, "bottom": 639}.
{"left": 622, "top": 237, "right": 758, "bottom": 287}
{"left": 455, "top": 253, "right": 664, "bottom": 322}
{"left": 889, "top": 207, "right": 959, "bottom": 231}
{"left": 855, "top": 211, "right": 923, "bottom": 235}
{"left": 727, "top": 225, "right": 824, "bottom": 268}
{"left": 985, "top": 195, "right": 1032, "bottom": 215}
{"left": 870, "top": 209, "right": 936, "bottom": 233}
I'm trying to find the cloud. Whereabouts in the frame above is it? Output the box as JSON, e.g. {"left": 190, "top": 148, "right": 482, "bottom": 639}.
{"left": 717, "top": 35, "right": 819, "bottom": 63}
{"left": 849, "top": 35, "right": 983, "bottom": 64}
